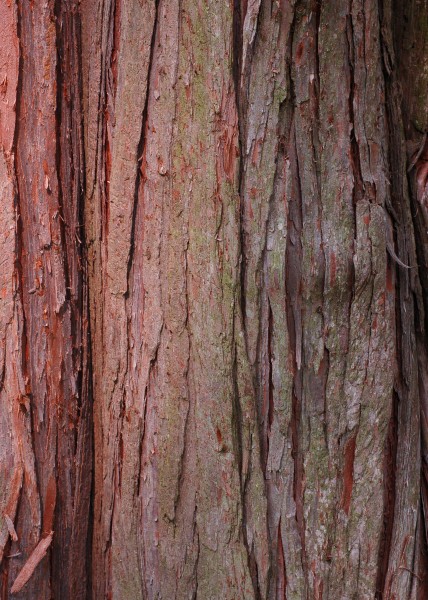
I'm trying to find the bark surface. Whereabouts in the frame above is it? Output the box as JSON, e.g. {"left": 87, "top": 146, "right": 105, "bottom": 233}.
{"left": 0, "top": 1, "right": 427, "bottom": 599}
{"left": 0, "top": 1, "right": 92, "bottom": 599}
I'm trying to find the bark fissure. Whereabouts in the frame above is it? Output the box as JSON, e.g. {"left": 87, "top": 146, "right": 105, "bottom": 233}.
{"left": 126, "top": 0, "right": 160, "bottom": 290}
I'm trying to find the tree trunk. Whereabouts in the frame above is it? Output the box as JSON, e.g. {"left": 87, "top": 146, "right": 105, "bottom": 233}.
{"left": 0, "top": 0, "right": 427, "bottom": 598}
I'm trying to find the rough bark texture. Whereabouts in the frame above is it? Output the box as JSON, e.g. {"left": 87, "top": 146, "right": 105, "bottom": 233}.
{"left": 0, "top": 2, "right": 91, "bottom": 598}
{"left": 0, "top": 1, "right": 427, "bottom": 599}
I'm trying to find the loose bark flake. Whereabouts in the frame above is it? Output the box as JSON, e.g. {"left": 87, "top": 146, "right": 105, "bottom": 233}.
{"left": 10, "top": 532, "right": 53, "bottom": 595}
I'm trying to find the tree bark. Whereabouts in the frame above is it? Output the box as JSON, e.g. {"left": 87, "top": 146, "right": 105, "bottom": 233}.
{"left": 0, "top": 1, "right": 427, "bottom": 599}
{"left": 0, "top": 1, "right": 92, "bottom": 599}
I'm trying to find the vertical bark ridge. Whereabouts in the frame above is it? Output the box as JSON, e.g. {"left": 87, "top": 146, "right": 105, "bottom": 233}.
{"left": 388, "top": 0, "right": 428, "bottom": 596}
{"left": 83, "top": 0, "right": 271, "bottom": 597}
{"left": 0, "top": 0, "right": 30, "bottom": 589}
{"left": 237, "top": 0, "right": 302, "bottom": 596}
{"left": 0, "top": 0, "right": 91, "bottom": 598}
{"left": 376, "top": 2, "right": 427, "bottom": 598}
{"left": 239, "top": 0, "right": 425, "bottom": 597}
{"left": 54, "top": 3, "right": 93, "bottom": 597}
{"left": 82, "top": 0, "right": 158, "bottom": 595}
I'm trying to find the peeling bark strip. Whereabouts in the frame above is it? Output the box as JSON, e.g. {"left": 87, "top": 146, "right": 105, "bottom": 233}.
{"left": 4, "top": 516, "right": 18, "bottom": 544}
{"left": 0, "top": 0, "right": 428, "bottom": 598}
{"left": 10, "top": 532, "right": 53, "bottom": 594}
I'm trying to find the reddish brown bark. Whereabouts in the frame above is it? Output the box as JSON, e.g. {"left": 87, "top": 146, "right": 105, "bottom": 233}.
{"left": 0, "top": 0, "right": 427, "bottom": 598}
{"left": 0, "top": 1, "right": 91, "bottom": 598}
